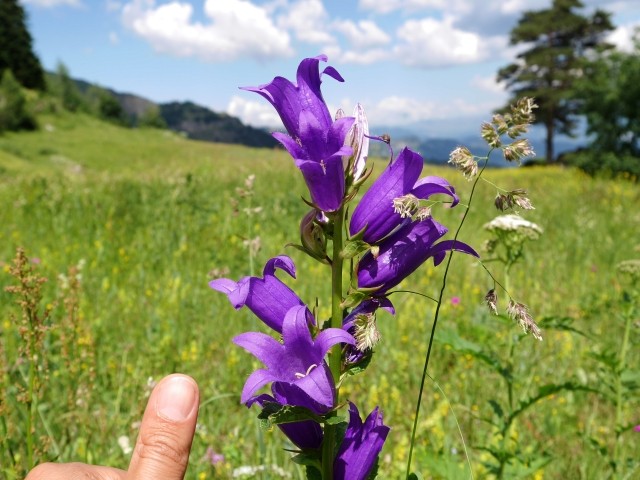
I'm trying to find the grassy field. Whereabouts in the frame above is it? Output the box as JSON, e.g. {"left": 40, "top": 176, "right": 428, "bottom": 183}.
{"left": 1, "top": 112, "right": 639, "bottom": 479}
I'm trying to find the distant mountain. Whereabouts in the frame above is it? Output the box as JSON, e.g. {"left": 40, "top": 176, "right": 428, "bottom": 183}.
{"left": 159, "top": 101, "right": 277, "bottom": 148}
{"left": 50, "top": 72, "right": 585, "bottom": 159}
{"left": 48, "top": 72, "right": 278, "bottom": 149}
{"left": 369, "top": 123, "right": 586, "bottom": 165}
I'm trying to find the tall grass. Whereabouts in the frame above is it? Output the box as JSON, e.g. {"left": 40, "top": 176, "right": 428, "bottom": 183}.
{"left": 1, "top": 113, "right": 638, "bottom": 478}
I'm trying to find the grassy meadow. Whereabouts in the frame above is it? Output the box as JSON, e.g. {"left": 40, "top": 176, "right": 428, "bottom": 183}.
{"left": 1, "top": 111, "right": 639, "bottom": 479}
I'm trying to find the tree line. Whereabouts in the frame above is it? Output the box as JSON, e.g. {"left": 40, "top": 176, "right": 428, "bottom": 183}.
{"left": 1, "top": 0, "right": 638, "bottom": 178}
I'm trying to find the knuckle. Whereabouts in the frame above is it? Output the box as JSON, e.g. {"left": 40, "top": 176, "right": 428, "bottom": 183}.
{"left": 136, "top": 426, "right": 190, "bottom": 467}
{"left": 25, "top": 463, "right": 55, "bottom": 480}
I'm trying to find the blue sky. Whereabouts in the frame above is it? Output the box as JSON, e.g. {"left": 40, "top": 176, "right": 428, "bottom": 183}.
{"left": 21, "top": 0, "right": 640, "bottom": 136}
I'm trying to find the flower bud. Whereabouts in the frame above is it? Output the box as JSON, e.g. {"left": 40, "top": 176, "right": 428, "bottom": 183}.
{"left": 300, "top": 210, "right": 327, "bottom": 260}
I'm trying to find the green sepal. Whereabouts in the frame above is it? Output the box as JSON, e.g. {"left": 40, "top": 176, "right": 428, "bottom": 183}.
{"left": 343, "top": 349, "right": 373, "bottom": 377}
{"left": 257, "top": 401, "right": 323, "bottom": 429}
{"left": 340, "top": 239, "right": 371, "bottom": 259}
{"left": 340, "top": 290, "right": 367, "bottom": 309}
{"left": 286, "top": 242, "right": 330, "bottom": 264}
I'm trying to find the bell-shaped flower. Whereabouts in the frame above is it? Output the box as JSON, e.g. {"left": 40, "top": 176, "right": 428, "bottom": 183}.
{"left": 357, "top": 217, "right": 478, "bottom": 293}
{"left": 350, "top": 147, "right": 459, "bottom": 244}
{"left": 333, "top": 402, "right": 390, "bottom": 480}
{"left": 242, "top": 55, "right": 354, "bottom": 212}
{"left": 247, "top": 394, "right": 324, "bottom": 450}
{"left": 209, "top": 256, "right": 305, "bottom": 333}
{"left": 234, "top": 305, "right": 355, "bottom": 415}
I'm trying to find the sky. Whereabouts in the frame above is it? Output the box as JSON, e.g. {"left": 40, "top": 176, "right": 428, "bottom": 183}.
{"left": 20, "top": 0, "right": 640, "bottom": 137}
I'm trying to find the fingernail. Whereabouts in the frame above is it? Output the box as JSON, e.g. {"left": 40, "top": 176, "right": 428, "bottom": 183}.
{"left": 155, "top": 375, "right": 198, "bottom": 422}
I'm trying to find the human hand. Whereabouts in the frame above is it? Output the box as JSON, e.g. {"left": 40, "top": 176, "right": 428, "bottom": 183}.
{"left": 26, "top": 374, "right": 200, "bottom": 480}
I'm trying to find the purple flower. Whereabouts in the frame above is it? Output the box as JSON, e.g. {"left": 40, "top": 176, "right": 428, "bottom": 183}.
{"left": 234, "top": 305, "right": 354, "bottom": 415}
{"left": 334, "top": 402, "right": 390, "bottom": 480}
{"left": 204, "top": 447, "right": 225, "bottom": 466}
{"left": 634, "top": 424, "right": 640, "bottom": 433}
{"left": 247, "top": 393, "right": 324, "bottom": 450}
{"left": 350, "top": 147, "right": 459, "bottom": 244}
{"left": 242, "top": 55, "right": 354, "bottom": 212}
{"left": 357, "top": 217, "right": 478, "bottom": 292}
{"left": 209, "top": 256, "right": 305, "bottom": 333}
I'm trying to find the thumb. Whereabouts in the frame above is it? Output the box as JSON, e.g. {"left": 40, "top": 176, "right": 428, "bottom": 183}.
{"left": 126, "top": 374, "right": 199, "bottom": 480}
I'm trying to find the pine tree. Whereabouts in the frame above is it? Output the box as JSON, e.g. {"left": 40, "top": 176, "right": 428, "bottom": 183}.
{"left": 0, "top": 0, "right": 46, "bottom": 91}
{"left": 497, "top": 0, "right": 613, "bottom": 162}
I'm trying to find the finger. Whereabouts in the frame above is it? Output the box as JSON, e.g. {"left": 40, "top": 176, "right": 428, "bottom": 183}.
{"left": 26, "top": 462, "right": 126, "bottom": 480}
{"left": 126, "top": 374, "right": 199, "bottom": 480}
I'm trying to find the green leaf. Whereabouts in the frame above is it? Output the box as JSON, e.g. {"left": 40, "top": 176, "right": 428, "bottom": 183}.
{"left": 291, "top": 451, "right": 322, "bottom": 469}
{"left": 488, "top": 399, "right": 504, "bottom": 420}
{"left": 512, "top": 382, "right": 598, "bottom": 421}
{"left": 538, "top": 316, "right": 590, "bottom": 337}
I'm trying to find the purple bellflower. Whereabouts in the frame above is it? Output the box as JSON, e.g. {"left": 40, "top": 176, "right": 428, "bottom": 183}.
{"left": 350, "top": 147, "right": 460, "bottom": 244}
{"left": 242, "top": 55, "right": 354, "bottom": 212}
{"left": 209, "top": 256, "right": 305, "bottom": 333}
{"left": 357, "top": 217, "right": 478, "bottom": 292}
{"left": 333, "top": 402, "right": 390, "bottom": 480}
{"left": 234, "top": 305, "right": 355, "bottom": 415}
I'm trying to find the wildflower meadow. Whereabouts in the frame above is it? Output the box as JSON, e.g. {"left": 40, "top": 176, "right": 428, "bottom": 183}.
{"left": 1, "top": 55, "right": 639, "bottom": 480}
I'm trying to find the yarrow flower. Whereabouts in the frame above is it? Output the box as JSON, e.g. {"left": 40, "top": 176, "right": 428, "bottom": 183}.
{"left": 242, "top": 55, "right": 354, "bottom": 212}
{"left": 484, "top": 214, "right": 543, "bottom": 240}
{"left": 209, "top": 256, "right": 305, "bottom": 333}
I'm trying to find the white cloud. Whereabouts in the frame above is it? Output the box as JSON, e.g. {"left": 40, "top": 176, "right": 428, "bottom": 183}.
{"left": 607, "top": 22, "right": 640, "bottom": 52}
{"left": 277, "top": 0, "right": 334, "bottom": 44}
{"left": 358, "top": 0, "right": 447, "bottom": 15}
{"left": 226, "top": 96, "right": 281, "bottom": 129}
{"left": 332, "top": 19, "right": 391, "bottom": 49}
{"left": 106, "top": 0, "right": 123, "bottom": 12}
{"left": 350, "top": 95, "right": 499, "bottom": 126}
{"left": 109, "top": 31, "right": 120, "bottom": 44}
{"left": 471, "top": 74, "right": 506, "bottom": 95}
{"left": 337, "top": 48, "right": 391, "bottom": 65}
{"left": 394, "top": 17, "right": 506, "bottom": 67}
{"left": 23, "top": 0, "right": 81, "bottom": 6}
{"left": 121, "top": 0, "right": 293, "bottom": 61}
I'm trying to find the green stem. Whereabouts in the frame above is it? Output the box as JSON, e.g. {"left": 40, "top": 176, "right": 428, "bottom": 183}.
{"left": 322, "top": 205, "right": 346, "bottom": 480}
{"left": 405, "top": 158, "right": 489, "bottom": 478}
{"left": 26, "top": 350, "right": 35, "bottom": 471}
{"left": 612, "top": 305, "right": 633, "bottom": 473}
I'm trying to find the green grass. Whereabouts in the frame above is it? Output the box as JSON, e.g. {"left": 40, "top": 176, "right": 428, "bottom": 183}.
{"left": 1, "top": 112, "right": 638, "bottom": 479}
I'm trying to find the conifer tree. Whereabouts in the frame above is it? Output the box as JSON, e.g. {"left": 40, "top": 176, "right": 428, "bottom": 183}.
{"left": 0, "top": 0, "right": 46, "bottom": 90}
{"left": 497, "top": 0, "right": 613, "bottom": 162}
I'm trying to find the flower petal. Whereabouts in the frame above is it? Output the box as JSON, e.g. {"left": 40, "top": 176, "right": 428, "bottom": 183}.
{"left": 357, "top": 218, "right": 448, "bottom": 292}
{"left": 349, "top": 147, "right": 424, "bottom": 243}
{"left": 233, "top": 332, "right": 283, "bottom": 369}
{"left": 241, "top": 369, "right": 278, "bottom": 404}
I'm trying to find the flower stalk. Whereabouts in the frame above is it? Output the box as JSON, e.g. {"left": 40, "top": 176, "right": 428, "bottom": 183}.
{"left": 323, "top": 204, "right": 346, "bottom": 479}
